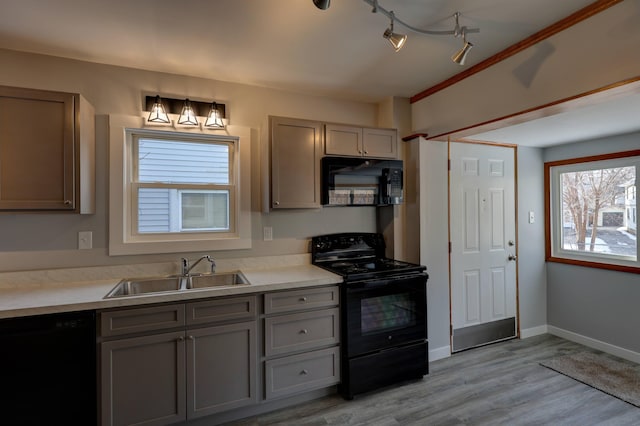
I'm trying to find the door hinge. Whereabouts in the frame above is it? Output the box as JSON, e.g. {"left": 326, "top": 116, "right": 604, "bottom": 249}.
{"left": 448, "top": 159, "right": 451, "bottom": 170}
{"left": 448, "top": 242, "right": 452, "bottom": 253}
{"left": 450, "top": 324, "right": 453, "bottom": 336}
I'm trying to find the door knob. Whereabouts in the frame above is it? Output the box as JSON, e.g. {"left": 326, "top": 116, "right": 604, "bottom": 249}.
{"left": 508, "top": 254, "right": 517, "bottom": 261}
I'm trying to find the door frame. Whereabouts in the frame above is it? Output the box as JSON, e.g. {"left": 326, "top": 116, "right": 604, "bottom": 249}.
{"left": 447, "top": 138, "right": 520, "bottom": 352}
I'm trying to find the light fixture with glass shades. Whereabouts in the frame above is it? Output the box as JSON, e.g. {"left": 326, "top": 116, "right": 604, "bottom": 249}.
{"left": 204, "top": 102, "right": 224, "bottom": 128}
{"left": 383, "top": 11, "right": 407, "bottom": 52}
{"left": 144, "top": 95, "right": 227, "bottom": 129}
{"left": 178, "top": 98, "right": 198, "bottom": 126}
{"left": 147, "top": 95, "right": 170, "bottom": 123}
{"left": 312, "top": 0, "right": 479, "bottom": 64}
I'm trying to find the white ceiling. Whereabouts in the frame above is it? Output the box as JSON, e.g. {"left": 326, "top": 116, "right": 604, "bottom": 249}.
{"left": 0, "top": 0, "right": 636, "bottom": 147}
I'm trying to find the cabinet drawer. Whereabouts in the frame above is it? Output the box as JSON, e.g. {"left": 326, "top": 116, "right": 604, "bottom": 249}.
{"left": 101, "top": 304, "right": 185, "bottom": 337}
{"left": 187, "top": 295, "right": 256, "bottom": 326}
{"left": 265, "top": 346, "right": 340, "bottom": 400}
{"left": 265, "top": 308, "right": 339, "bottom": 357}
{"left": 264, "top": 286, "right": 339, "bottom": 314}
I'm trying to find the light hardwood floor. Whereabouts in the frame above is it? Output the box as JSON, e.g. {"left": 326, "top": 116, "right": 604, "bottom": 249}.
{"left": 230, "top": 334, "right": 640, "bottom": 425}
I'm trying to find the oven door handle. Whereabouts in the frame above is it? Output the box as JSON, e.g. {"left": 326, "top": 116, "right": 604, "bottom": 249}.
{"left": 346, "top": 274, "right": 428, "bottom": 292}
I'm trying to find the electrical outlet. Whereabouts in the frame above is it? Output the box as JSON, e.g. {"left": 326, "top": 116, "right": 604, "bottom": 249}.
{"left": 263, "top": 226, "right": 273, "bottom": 241}
{"left": 78, "top": 231, "right": 93, "bottom": 249}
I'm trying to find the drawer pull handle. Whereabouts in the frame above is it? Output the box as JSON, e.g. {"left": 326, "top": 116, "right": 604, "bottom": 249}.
{"left": 300, "top": 297, "right": 308, "bottom": 302}
{"left": 300, "top": 329, "right": 308, "bottom": 334}
{"left": 300, "top": 369, "right": 308, "bottom": 375}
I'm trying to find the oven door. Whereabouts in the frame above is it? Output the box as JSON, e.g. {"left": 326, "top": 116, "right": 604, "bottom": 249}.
{"left": 343, "top": 273, "right": 427, "bottom": 358}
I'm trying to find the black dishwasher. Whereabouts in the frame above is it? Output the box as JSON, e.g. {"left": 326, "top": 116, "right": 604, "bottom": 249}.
{"left": 0, "top": 310, "right": 97, "bottom": 426}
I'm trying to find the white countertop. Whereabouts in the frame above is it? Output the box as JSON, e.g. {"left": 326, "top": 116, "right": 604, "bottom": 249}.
{"left": 0, "top": 264, "right": 342, "bottom": 319}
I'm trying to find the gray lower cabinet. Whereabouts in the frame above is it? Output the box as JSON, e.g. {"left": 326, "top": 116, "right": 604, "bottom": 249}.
{"left": 101, "top": 330, "right": 187, "bottom": 426}
{"left": 263, "top": 286, "right": 340, "bottom": 401}
{"left": 100, "top": 297, "right": 257, "bottom": 426}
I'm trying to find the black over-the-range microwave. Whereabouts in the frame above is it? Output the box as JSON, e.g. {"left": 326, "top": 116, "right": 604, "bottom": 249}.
{"left": 321, "top": 156, "right": 403, "bottom": 206}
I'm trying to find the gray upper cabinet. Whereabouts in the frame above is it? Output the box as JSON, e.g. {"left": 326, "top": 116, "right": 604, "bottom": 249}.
{"left": 0, "top": 85, "right": 95, "bottom": 213}
{"left": 269, "top": 116, "right": 322, "bottom": 209}
{"left": 325, "top": 123, "right": 397, "bottom": 159}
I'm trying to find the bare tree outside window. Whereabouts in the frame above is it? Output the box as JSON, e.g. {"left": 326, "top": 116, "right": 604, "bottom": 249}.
{"left": 561, "top": 166, "right": 635, "bottom": 256}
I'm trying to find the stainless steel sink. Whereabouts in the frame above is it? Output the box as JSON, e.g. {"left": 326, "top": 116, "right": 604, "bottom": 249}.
{"left": 104, "top": 272, "right": 250, "bottom": 298}
{"left": 187, "top": 272, "right": 249, "bottom": 289}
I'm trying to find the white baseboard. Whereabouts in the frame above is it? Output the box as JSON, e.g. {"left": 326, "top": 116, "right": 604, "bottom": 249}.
{"left": 520, "top": 325, "right": 548, "bottom": 339}
{"left": 548, "top": 325, "right": 640, "bottom": 364}
{"left": 429, "top": 345, "right": 451, "bottom": 362}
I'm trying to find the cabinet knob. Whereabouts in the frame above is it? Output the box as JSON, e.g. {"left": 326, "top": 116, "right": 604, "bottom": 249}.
{"left": 64, "top": 200, "right": 72, "bottom": 205}
{"left": 177, "top": 336, "right": 185, "bottom": 342}
{"left": 364, "top": 151, "right": 368, "bottom": 154}
{"left": 300, "top": 369, "right": 308, "bottom": 375}
{"left": 300, "top": 297, "right": 307, "bottom": 302}
{"left": 187, "top": 335, "right": 195, "bottom": 340}
{"left": 274, "top": 201, "right": 280, "bottom": 206}
{"left": 300, "top": 329, "right": 308, "bottom": 334}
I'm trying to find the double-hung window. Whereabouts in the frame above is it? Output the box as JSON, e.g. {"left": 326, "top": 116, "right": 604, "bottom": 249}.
{"left": 134, "top": 136, "right": 233, "bottom": 234}
{"left": 545, "top": 150, "right": 639, "bottom": 272}
{"left": 109, "top": 115, "right": 251, "bottom": 255}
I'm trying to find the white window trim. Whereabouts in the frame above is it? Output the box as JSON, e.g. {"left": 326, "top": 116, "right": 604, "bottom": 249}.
{"left": 546, "top": 152, "right": 639, "bottom": 272}
{"left": 108, "top": 114, "right": 251, "bottom": 255}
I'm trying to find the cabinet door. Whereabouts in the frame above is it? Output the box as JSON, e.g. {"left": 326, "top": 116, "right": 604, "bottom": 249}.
{"left": 325, "top": 124, "right": 362, "bottom": 156}
{"left": 186, "top": 321, "right": 257, "bottom": 418}
{"left": 0, "top": 86, "right": 76, "bottom": 210}
{"left": 270, "top": 116, "right": 322, "bottom": 208}
{"left": 101, "top": 331, "right": 186, "bottom": 426}
{"left": 362, "top": 128, "right": 398, "bottom": 159}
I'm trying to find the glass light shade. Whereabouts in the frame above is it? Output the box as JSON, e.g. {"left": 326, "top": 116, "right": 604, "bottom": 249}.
{"left": 383, "top": 28, "right": 407, "bottom": 52}
{"left": 147, "top": 96, "right": 170, "bottom": 123}
{"left": 178, "top": 99, "right": 199, "bottom": 126}
{"left": 205, "top": 102, "right": 225, "bottom": 128}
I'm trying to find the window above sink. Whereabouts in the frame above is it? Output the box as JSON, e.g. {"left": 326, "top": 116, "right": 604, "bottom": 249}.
{"left": 108, "top": 115, "right": 252, "bottom": 255}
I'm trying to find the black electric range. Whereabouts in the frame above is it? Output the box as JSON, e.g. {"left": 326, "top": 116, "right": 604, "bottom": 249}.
{"left": 311, "top": 232, "right": 426, "bottom": 281}
{"left": 311, "top": 232, "right": 429, "bottom": 399}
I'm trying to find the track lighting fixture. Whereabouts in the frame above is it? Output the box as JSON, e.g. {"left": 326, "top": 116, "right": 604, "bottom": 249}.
{"left": 383, "top": 11, "right": 407, "bottom": 52}
{"left": 145, "top": 95, "right": 227, "bottom": 129}
{"left": 312, "top": 0, "right": 330, "bottom": 10}
{"left": 452, "top": 29, "right": 473, "bottom": 65}
{"left": 313, "top": 0, "right": 479, "bottom": 64}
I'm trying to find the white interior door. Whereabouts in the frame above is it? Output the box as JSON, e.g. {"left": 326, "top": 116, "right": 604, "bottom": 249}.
{"left": 450, "top": 142, "right": 518, "bottom": 352}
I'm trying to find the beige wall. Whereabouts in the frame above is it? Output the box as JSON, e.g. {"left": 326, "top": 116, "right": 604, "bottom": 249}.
{"left": 411, "top": 0, "right": 640, "bottom": 137}
{"left": 0, "top": 48, "right": 390, "bottom": 272}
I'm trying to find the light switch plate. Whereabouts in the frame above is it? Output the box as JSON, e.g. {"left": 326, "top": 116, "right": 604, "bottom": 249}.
{"left": 263, "top": 227, "right": 273, "bottom": 241}
{"left": 529, "top": 211, "right": 535, "bottom": 224}
{"left": 78, "top": 231, "right": 93, "bottom": 249}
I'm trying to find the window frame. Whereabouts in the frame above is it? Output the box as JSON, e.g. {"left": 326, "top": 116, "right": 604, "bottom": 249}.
{"left": 545, "top": 149, "right": 640, "bottom": 274}
{"left": 108, "top": 115, "right": 251, "bottom": 255}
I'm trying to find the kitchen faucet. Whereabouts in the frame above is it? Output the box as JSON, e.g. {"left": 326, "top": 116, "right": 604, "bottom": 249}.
{"left": 181, "top": 255, "right": 216, "bottom": 276}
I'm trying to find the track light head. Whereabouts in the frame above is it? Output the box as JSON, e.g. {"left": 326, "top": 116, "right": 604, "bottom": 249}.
{"left": 312, "top": 0, "right": 330, "bottom": 10}
{"left": 383, "top": 29, "right": 407, "bottom": 52}
{"left": 452, "top": 41, "right": 473, "bottom": 65}
{"left": 452, "top": 28, "right": 473, "bottom": 65}
{"left": 383, "top": 11, "right": 407, "bottom": 52}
